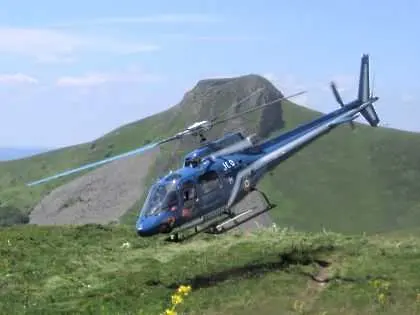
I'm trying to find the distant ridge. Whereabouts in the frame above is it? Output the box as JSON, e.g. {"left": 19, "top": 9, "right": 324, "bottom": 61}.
{"left": 0, "top": 147, "right": 51, "bottom": 161}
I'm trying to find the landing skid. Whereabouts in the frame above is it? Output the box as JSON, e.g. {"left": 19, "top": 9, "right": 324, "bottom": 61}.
{"left": 165, "top": 189, "right": 276, "bottom": 243}
{"left": 164, "top": 211, "right": 229, "bottom": 243}
{"left": 206, "top": 202, "right": 276, "bottom": 235}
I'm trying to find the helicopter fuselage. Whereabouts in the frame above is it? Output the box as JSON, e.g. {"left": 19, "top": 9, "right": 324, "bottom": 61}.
{"left": 135, "top": 132, "right": 261, "bottom": 236}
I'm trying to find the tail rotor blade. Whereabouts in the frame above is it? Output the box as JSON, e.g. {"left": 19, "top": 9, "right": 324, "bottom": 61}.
{"left": 330, "top": 81, "right": 357, "bottom": 130}
{"left": 330, "top": 81, "right": 345, "bottom": 107}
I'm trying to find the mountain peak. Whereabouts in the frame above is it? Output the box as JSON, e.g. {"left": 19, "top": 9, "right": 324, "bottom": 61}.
{"left": 191, "top": 74, "right": 280, "bottom": 96}
{"left": 176, "top": 73, "right": 285, "bottom": 141}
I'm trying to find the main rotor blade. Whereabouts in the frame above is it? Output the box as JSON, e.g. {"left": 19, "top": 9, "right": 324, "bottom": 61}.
{"left": 211, "top": 91, "right": 307, "bottom": 127}
{"left": 209, "top": 134, "right": 258, "bottom": 160}
{"left": 210, "top": 87, "right": 266, "bottom": 123}
{"left": 26, "top": 141, "right": 164, "bottom": 187}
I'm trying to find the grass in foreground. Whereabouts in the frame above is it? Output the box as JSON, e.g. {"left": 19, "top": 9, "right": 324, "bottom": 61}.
{"left": 2, "top": 224, "right": 420, "bottom": 314}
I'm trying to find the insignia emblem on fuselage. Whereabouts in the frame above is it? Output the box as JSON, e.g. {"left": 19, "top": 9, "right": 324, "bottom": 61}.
{"left": 243, "top": 177, "right": 251, "bottom": 192}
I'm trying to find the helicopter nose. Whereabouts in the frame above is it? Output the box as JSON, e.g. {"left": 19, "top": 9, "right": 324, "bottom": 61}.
{"left": 136, "top": 223, "right": 157, "bottom": 237}
{"left": 137, "top": 228, "right": 154, "bottom": 237}
{"left": 136, "top": 221, "right": 156, "bottom": 237}
{"left": 136, "top": 216, "right": 164, "bottom": 237}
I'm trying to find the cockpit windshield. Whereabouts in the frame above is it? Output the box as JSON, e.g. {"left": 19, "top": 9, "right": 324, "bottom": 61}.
{"left": 140, "top": 181, "right": 179, "bottom": 217}
{"left": 184, "top": 157, "right": 201, "bottom": 168}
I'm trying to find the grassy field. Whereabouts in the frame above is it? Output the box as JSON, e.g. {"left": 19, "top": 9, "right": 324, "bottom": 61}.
{"left": 2, "top": 224, "right": 420, "bottom": 314}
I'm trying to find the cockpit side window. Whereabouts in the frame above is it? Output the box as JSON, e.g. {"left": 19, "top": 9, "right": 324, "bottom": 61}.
{"left": 182, "top": 182, "right": 195, "bottom": 200}
{"left": 198, "top": 171, "right": 221, "bottom": 194}
{"left": 166, "top": 191, "right": 179, "bottom": 209}
{"left": 181, "top": 180, "right": 196, "bottom": 208}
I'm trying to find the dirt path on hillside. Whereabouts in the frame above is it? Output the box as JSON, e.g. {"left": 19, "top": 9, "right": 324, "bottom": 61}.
{"left": 292, "top": 262, "right": 332, "bottom": 313}
{"left": 29, "top": 148, "right": 159, "bottom": 225}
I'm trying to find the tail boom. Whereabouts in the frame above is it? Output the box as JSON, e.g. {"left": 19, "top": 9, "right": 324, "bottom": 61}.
{"left": 226, "top": 53, "right": 380, "bottom": 208}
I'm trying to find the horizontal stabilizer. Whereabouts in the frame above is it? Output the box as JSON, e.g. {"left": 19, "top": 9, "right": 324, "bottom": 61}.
{"left": 360, "top": 105, "right": 379, "bottom": 127}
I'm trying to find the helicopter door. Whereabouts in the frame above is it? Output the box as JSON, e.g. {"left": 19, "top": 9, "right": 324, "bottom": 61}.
{"left": 197, "top": 170, "right": 224, "bottom": 212}
{"left": 180, "top": 180, "right": 198, "bottom": 219}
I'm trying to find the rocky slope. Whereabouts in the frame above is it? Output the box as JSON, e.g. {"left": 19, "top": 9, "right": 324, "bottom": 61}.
{"left": 29, "top": 149, "right": 159, "bottom": 225}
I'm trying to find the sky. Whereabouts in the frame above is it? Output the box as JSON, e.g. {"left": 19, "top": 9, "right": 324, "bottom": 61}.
{"left": 0, "top": 0, "right": 419, "bottom": 148}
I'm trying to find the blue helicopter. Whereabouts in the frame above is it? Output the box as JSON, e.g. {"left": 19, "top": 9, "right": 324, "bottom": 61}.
{"left": 27, "top": 54, "right": 379, "bottom": 242}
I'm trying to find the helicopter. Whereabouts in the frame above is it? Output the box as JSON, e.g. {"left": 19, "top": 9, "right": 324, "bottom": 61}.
{"left": 27, "top": 54, "right": 379, "bottom": 242}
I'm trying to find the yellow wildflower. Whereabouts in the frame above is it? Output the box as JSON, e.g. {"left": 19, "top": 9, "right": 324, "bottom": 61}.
{"left": 161, "top": 284, "right": 192, "bottom": 315}
{"left": 171, "top": 294, "right": 183, "bottom": 305}
{"left": 177, "top": 284, "right": 192, "bottom": 295}
{"left": 378, "top": 293, "right": 386, "bottom": 304}
{"left": 293, "top": 300, "right": 304, "bottom": 312}
{"left": 382, "top": 281, "right": 390, "bottom": 290}
{"left": 372, "top": 279, "right": 381, "bottom": 288}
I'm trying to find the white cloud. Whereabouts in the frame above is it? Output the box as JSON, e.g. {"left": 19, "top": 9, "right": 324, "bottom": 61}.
{"left": 54, "top": 14, "right": 219, "bottom": 27}
{"left": 0, "top": 73, "right": 38, "bottom": 85}
{"left": 193, "top": 35, "right": 262, "bottom": 42}
{"left": 56, "top": 71, "right": 162, "bottom": 87}
{"left": 89, "top": 14, "right": 219, "bottom": 24}
{"left": 0, "top": 27, "right": 159, "bottom": 63}
{"left": 159, "top": 33, "right": 263, "bottom": 42}
{"left": 192, "top": 36, "right": 260, "bottom": 42}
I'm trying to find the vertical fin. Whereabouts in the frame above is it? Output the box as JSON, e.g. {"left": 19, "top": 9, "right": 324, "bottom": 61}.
{"left": 358, "top": 54, "right": 380, "bottom": 126}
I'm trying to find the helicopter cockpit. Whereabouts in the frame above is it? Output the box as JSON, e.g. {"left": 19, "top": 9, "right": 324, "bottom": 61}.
{"left": 140, "top": 180, "right": 179, "bottom": 217}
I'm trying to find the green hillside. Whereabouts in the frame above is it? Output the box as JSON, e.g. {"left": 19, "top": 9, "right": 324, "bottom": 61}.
{"left": 0, "top": 74, "right": 420, "bottom": 236}
{"left": 258, "top": 102, "right": 420, "bottom": 234}
{"left": 2, "top": 224, "right": 420, "bottom": 314}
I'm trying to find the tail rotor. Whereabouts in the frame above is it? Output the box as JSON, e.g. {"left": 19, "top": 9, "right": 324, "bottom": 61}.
{"left": 329, "top": 81, "right": 356, "bottom": 129}
{"left": 330, "top": 81, "right": 345, "bottom": 107}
